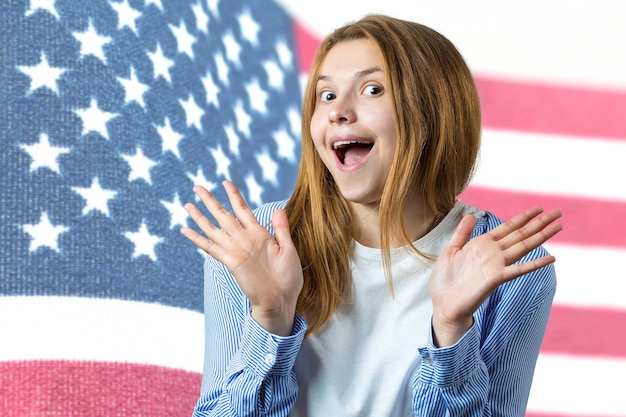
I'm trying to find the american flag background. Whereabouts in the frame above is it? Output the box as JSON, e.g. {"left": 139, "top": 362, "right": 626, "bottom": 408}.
{"left": 1, "top": 0, "right": 624, "bottom": 416}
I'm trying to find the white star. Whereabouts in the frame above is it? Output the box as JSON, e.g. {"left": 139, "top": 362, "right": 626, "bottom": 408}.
{"left": 245, "top": 173, "right": 263, "bottom": 207}
{"left": 23, "top": 212, "right": 69, "bottom": 253}
{"left": 287, "top": 106, "right": 301, "bottom": 136}
{"left": 245, "top": 78, "right": 268, "bottom": 114}
{"left": 122, "top": 148, "right": 157, "bottom": 184}
{"left": 191, "top": 2, "right": 209, "bottom": 34}
{"left": 169, "top": 21, "right": 196, "bottom": 59}
{"left": 234, "top": 101, "right": 251, "bottom": 138}
{"left": 273, "top": 127, "right": 297, "bottom": 163}
{"left": 187, "top": 168, "right": 217, "bottom": 192}
{"left": 161, "top": 193, "right": 189, "bottom": 229}
{"left": 73, "top": 20, "right": 111, "bottom": 63}
{"left": 147, "top": 43, "right": 174, "bottom": 83}
{"left": 237, "top": 9, "right": 260, "bottom": 46}
{"left": 214, "top": 52, "right": 229, "bottom": 85}
{"left": 117, "top": 66, "right": 149, "bottom": 108}
{"left": 256, "top": 149, "right": 278, "bottom": 186}
{"left": 19, "top": 133, "right": 70, "bottom": 173}
{"left": 25, "top": 0, "right": 59, "bottom": 19}
{"left": 263, "top": 59, "right": 284, "bottom": 91}
{"left": 71, "top": 177, "right": 117, "bottom": 216}
{"left": 110, "top": 0, "right": 142, "bottom": 34}
{"left": 157, "top": 117, "right": 183, "bottom": 159}
{"left": 275, "top": 38, "right": 294, "bottom": 69}
{"left": 18, "top": 52, "right": 66, "bottom": 94}
{"left": 145, "top": 0, "right": 163, "bottom": 11}
{"left": 124, "top": 221, "right": 163, "bottom": 261}
{"left": 179, "top": 94, "right": 204, "bottom": 131}
{"left": 210, "top": 145, "right": 231, "bottom": 179}
{"left": 206, "top": 0, "right": 219, "bottom": 17}
{"left": 222, "top": 31, "right": 241, "bottom": 67}
{"left": 223, "top": 123, "right": 240, "bottom": 157}
{"left": 201, "top": 71, "right": 219, "bottom": 107}
{"left": 74, "top": 98, "right": 117, "bottom": 140}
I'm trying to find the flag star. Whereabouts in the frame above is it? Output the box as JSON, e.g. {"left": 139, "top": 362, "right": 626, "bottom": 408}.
{"left": 206, "top": 0, "right": 219, "bottom": 17}
{"left": 73, "top": 20, "right": 111, "bottom": 63}
{"left": 117, "top": 66, "right": 149, "bottom": 108}
{"left": 245, "top": 78, "right": 268, "bottom": 114}
{"left": 74, "top": 98, "right": 117, "bottom": 140}
{"left": 145, "top": 0, "right": 163, "bottom": 11}
{"left": 179, "top": 95, "right": 204, "bottom": 131}
{"left": 237, "top": 9, "right": 260, "bottom": 46}
{"left": 122, "top": 147, "right": 157, "bottom": 184}
{"left": 222, "top": 31, "right": 241, "bottom": 67}
{"left": 275, "top": 39, "right": 294, "bottom": 69}
{"left": 124, "top": 221, "right": 164, "bottom": 261}
{"left": 273, "top": 127, "right": 297, "bottom": 163}
{"left": 256, "top": 149, "right": 278, "bottom": 186}
{"left": 110, "top": 0, "right": 142, "bottom": 34}
{"left": 201, "top": 71, "right": 219, "bottom": 107}
{"left": 18, "top": 52, "right": 66, "bottom": 95}
{"left": 287, "top": 106, "right": 301, "bottom": 136}
{"left": 245, "top": 173, "right": 263, "bottom": 207}
{"left": 214, "top": 52, "right": 230, "bottom": 85}
{"left": 169, "top": 21, "right": 196, "bottom": 59}
{"left": 191, "top": 2, "right": 209, "bottom": 34}
{"left": 210, "top": 145, "right": 231, "bottom": 179}
{"left": 187, "top": 168, "right": 217, "bottom": 192}
{"left": 19, "top": 133, "right": 70, "bottom": 173}
{"left": 147, "top": 43, "right": 174, "bottom": 83}
{"left": 263, "top": 59, "right": 284, "bottom": 91}
{"left": 223, "top": 123, "right": 240, "bottom": 157}
{"left": 234, "top": 101, "right": 251, "bottom": 138}
{"left": 157, "top": 117, "right": 184, "bottom": 159}
{"left": 23, "top": 212, "right": 69, "bottom": 253}
{"left": 25, "top": 0, "right": 59, "bottom": 19}
{"left": 160, "top": 193, "right": 189, "bottom": 229}
{"left": 71, "top": 177, "right": 117, "bottom": 216}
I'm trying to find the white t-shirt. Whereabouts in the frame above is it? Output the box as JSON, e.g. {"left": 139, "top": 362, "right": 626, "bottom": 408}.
{"left": 291, "top": 201, "right": 483, "bottom": 416}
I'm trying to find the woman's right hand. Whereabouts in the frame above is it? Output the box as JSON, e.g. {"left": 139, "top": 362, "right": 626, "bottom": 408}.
{"left": 180, "top": 180, "right": 303, "bottom": 336}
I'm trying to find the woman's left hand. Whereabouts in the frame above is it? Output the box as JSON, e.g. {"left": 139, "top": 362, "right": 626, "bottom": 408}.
{"left": 429, "top": 207, "right": 563, "bottom": 347}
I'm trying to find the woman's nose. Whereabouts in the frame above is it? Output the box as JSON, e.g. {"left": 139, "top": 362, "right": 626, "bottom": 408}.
{"left": 328, "top": 98, "right": 356, "bottom": 124}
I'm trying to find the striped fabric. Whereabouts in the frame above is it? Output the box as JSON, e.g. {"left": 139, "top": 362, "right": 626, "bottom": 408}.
{"left": 193, "top": 201, "right": 556, "bottom": 416}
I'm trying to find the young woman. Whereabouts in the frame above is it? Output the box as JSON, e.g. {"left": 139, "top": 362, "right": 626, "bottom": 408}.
{"left": 181, "top": 14, "right": 563, "bottom": 416}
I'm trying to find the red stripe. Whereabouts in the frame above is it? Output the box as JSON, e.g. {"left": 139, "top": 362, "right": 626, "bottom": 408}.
{"left": 459, "top": 185, "right": 626, "bottom": 249}
{"left": 0, "top": 361, "right": 201, "bottom": 416}
{"left": 541, "top": 305, "right": 626, "bottom": 358}
{"left": 476, "top": 76, "right": 626, "bottom": 140}
{"left": 292, "top": 22, "right": 626, "bottom": 141}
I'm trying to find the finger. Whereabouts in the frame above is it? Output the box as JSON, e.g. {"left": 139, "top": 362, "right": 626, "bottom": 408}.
{"left": 184, "top": 201, "right": 221, "bottom": 236}
{"left": 272, "top": 209, "right": 294, "bottom": 250}
{"left": 489, "top": 206, "right": 545, "bottom": 241}
{"left": 503, "top": 221, "right": 563, "bottom": 265}
{"left": 502, "top": 254, "right": 556, "bottom": 282}
{"left": 222, "top": 180, "right": 259, "bottom": 228}
{"left": 446, "top": 214, "right": 477, "bottom": 252}
{"left": 180, "top": 226, "right": 215, "bottom": 254}
{"left": 498, "top": 209, "right": 563, "bottom": 251}
{"left": 193, "top": 184, "right": 241, "bottom": 233}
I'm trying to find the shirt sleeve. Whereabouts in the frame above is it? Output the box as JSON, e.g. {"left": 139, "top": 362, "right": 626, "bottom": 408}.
{"left": 411, "top": 213, "right": 557, "bottom": 417}
{"left": 193, "top": 250, "right": 307, "bottom": 417}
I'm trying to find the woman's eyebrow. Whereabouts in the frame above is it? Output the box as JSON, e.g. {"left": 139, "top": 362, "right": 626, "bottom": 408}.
{"left": 317, "top": 66, "right": 384, "bottom": 83}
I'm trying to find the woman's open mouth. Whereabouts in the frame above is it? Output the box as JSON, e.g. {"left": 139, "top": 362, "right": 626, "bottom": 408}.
{"left": 333, "top": 140, "right": 374, "bottom": 166}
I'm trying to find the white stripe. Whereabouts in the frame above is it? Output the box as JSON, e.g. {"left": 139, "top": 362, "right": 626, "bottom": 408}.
{"left": 472, "top": 129, "right": 626, "bottom": 202}
{"left": 528, "top": 353, "right": 626, "bottom": 416}
{"left": 0, "top": 296, "right": 204, "bottom": 373}
{"left": 279, "top": 0, "right": 626, "bottom": 89}
{"left": 545, "top": 243, "right": 626, "bottom": 310}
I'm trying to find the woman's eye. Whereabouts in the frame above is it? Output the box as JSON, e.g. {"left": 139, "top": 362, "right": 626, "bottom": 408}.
{"left": 364, "top": 85, "right": 383, "bottom": 96}
{"left": 320, "top": 90, "right": 336, "bottom": 102}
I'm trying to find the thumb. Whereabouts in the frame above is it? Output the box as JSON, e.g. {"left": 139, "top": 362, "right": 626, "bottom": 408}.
{"left": 271, "top": 209, "right": 294, "bottom": 249}
{"left": 446, "top": 214, "right": 477, "bottom": 252}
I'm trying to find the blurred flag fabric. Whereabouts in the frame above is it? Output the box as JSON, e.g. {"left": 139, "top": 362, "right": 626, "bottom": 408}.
{"left": 0, "top": 0, "right": 301, "bottom": 415}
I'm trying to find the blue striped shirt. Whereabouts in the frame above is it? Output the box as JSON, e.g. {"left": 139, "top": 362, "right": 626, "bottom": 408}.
{"left": 192, "top": 200, "right": 556, "bottom": 416}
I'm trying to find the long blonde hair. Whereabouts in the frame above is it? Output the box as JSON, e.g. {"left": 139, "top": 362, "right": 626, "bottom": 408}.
{"left": 285, "top": 14, "right": 482, "bottom": 334}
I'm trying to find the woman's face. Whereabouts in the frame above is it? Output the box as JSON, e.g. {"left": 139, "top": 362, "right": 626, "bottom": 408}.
{"left": 310, "top": 39, "right": 397, "bottom": 208}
